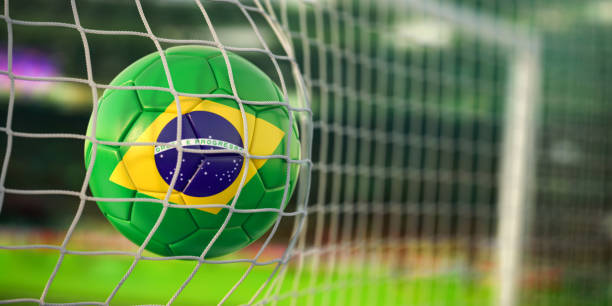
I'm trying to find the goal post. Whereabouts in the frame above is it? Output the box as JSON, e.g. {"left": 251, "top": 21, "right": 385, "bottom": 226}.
{"left": 391, "top": 4, "right": 543, "bottom": 306}
{"left": 497, "top": 45, "right": 541, "bottom": 306}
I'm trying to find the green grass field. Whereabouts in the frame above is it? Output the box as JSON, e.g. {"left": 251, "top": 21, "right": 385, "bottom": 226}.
{"left": 1, "top": 248, "right": 608, "bottom": 305}
{"left": 0, "top": 249, "right": 494, "bottom": 305}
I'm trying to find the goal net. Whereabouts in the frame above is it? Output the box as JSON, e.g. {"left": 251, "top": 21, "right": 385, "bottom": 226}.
{"left": 0, "top": 0, "right": 610, "bottom": 305}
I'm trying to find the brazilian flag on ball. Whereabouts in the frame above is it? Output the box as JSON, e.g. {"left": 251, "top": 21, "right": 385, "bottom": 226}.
{"left": 84, "top": 46, "right": 300, "bottom": 258}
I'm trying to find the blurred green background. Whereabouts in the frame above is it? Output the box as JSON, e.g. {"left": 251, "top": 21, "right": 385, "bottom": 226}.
{"left": 0, "top": 0, "right": 610, "bottom": 305}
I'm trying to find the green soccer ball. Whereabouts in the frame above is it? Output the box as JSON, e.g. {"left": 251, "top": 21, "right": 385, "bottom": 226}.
{"left": 84, "top": 45, "right": 300, "bottom": 258}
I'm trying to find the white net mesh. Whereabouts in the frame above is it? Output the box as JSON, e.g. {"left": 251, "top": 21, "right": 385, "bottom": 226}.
{"left": 0, "top": 0, "right": 611, "bottom": 305}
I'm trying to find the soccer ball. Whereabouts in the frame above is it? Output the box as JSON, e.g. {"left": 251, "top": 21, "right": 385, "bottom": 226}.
{"left": 84, "top": 45, "right": 300, "bottom": 258}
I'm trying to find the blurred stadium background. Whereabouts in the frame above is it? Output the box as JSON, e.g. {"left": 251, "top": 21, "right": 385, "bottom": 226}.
{"left": 0, "top": 0, "right": 611, "bottom": 305}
